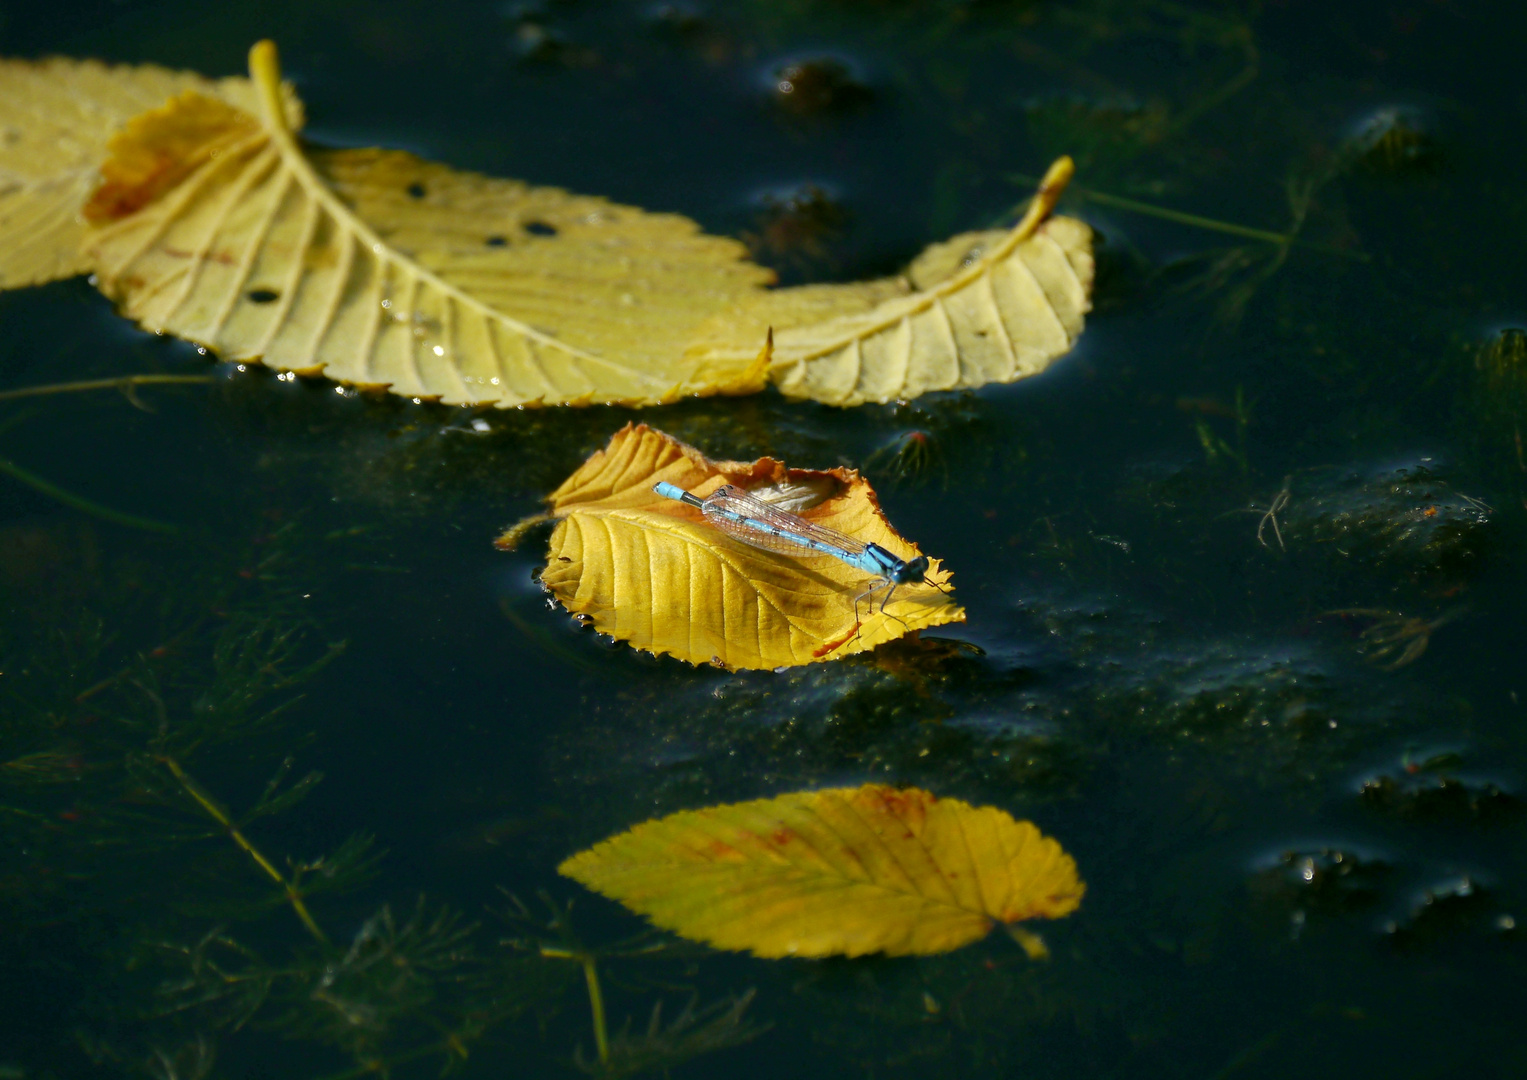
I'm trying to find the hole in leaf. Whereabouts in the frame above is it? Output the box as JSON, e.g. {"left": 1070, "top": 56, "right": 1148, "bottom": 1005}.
{"left": 407, "top": 182, "right": 427, "bottom": 199}
{"left": 485, "top": 235, "right": 508, "bottom": 247}
{"left": 523, "top": 221, "right": 558, "bottom": 236}
{"left": 247, "top": 288, "right": 280, "bottom": 304}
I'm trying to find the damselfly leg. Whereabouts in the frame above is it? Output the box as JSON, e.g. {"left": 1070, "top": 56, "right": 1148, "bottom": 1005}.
{"left": 852, "top": 579, "right": 906, "bottom": 632}
{"left": 851, "top": 573, "right": 949, "bottom": 634}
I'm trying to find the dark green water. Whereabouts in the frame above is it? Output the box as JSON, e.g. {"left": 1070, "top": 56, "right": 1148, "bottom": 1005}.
{"left": 4, "top": 1, "right": 1526, "bottom": 1077}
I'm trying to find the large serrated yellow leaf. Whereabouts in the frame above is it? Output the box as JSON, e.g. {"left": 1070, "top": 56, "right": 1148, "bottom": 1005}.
{"left": 504, "top": 424, "right": 963, "bottom": 669}
{"left": 0, "top": 56, "right": 286, "bottom": 289}
{"left": 686, "top": 159, "right": 1093, "bottom": 406}
{"left": 82, "top": 42, "right": 774, "bottom": 408}
{"left": 17, "top": 38, "right": 1089, "bottom": 407}
{"left": 560, "top": 784, "right": 1084, "bottom": 958}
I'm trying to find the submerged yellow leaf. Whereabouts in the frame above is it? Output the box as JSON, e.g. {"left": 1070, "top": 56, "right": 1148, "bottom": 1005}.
{"left": 82, "top": 41, "right": 774, "bottom": 408}
{"left": 560, "top": 784, "right": 1084, "bottom": 958}
{"left": 686, "top": 158, "right": 1093, "bottom": 406}
{"left": 0, "top": 56, "right": 281, "bottom": 289}
{"left": 506, "top": 423, "right": 962, "bottom": 669}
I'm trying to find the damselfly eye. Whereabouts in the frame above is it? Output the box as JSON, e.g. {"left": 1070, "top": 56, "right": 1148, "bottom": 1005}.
{"left": 901, "top": 555, "right": 930, "bottom": 583}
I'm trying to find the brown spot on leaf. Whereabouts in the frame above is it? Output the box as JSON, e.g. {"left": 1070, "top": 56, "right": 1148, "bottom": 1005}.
{"left": 84, "top": 91, "right": 257, "bottom": 223}
{"left": 702, "top": 839, "right": 741, "bottom": 860}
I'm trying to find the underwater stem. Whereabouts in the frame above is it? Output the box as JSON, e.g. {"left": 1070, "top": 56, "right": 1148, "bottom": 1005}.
{"left": 540, "top": 946, "right": 610, "bottom": 1065}
{"left": 75, "top": 625, "right": 202, "bottom": 703}
{"left": 0, "top": 455, "right": 177, "bottom": 532}
{"left": 1010, "top": 177, "right": 1368, "bottom": 260}
{"left": 1159, "top": 60, "right": 1260, "bottom": 145}
{"left": 581, "top": 954, "right": 610, "bottom": 1066}
{"left": 157, "top": 755, "right": 331, "bottom": 947}
{"left": 0, "top": 373, "right": 215, "bottom": 403}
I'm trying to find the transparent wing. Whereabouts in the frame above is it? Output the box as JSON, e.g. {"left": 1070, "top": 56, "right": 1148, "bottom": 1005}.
{"left": 701, "top": 485, "right": 869, "bottom": 560}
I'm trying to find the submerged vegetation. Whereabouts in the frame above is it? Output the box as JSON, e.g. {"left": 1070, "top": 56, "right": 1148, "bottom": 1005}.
{"left": 1, "top": 530, "right": 765, "bottom": 1077}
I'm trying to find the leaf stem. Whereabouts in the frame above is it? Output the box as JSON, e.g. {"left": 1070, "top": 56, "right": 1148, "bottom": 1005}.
{"left": 241, "top": 36, "right": 614, "bottom": 382}
{"left": 0, "top": 455, "right": 177, "bottom": 532}
{"left": 790, "top": 157, "right": 1073, "bottom": 367}
{"left": 0, "top": 373, "right": 215, "bottom": 403}
{"left": 493, "top": 512, "right": 553, "bottom": 551}
{"left": 156, "top": 754, "right": 331, "bottom": 947}
{"left": 248, "top": 40, "right": 291, "bottom": 135}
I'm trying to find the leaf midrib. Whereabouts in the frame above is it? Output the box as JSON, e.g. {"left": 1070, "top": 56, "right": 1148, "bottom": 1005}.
{"left": 781, "top": 157, "right": 1074, "bottom": 364}
{"left": 245, "top": 44, "right": 666, "bottom": 388}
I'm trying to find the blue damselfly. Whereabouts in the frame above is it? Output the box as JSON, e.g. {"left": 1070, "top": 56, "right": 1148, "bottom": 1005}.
{"left": 653, "top": 481, "right": 945, "bottom": 621}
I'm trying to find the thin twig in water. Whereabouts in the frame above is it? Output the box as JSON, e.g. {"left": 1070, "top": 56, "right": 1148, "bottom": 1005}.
{"left": 1218, "top": 476, "right": 1292, "bottom": 549}
{"left": 0, "top": 373, "right": 216, "bottom": 410}
{"left": 1006, "top": 178, "right": 1367, "bottom": 260}
{"left": 1256, "top": 476, "right": 1292, "bottom": 550}
{"left": 540, "top": 945, "right": 610, "bottom": 1066}
{"left": 75, "top": 623, "right": 206, "bottom": 702}
{"left": 0, "top": 455, "right": 178, "bottom": 532}
{"left": 1321, "top": 607, "right": 1465, "bottom": 670}
{"left": 156, "top": 755, "right": 331, "bottom": 947}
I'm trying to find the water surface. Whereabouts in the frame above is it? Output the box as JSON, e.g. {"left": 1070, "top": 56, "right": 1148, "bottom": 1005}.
{"left": 3, "top": 2, "right": 1524, "bottom": 1077}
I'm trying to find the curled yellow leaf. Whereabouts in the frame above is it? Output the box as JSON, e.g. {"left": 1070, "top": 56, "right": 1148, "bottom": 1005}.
{"left": 82, "top": 41, "right": 773, "bottom": 408}
{"left": 0, "top": 56, "right": 287, "bottom": 289}
{"left": 686, "top": 158, "right": 1093, "bottom": 406}
{"left": 22, "top": 38, "right": 1089, "bottom": 408}
{"left": 506, "top": 424, "right": 962, "bottom": 669}
{"left": 560, "top": 784, "right": 1085, "bottom": 958}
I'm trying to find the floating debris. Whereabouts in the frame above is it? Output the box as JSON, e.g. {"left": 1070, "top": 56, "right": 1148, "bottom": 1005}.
{"left": 1341, "top": 107, "right": 1441, "bottom": 176}
{"left": 769, "top": 56, "right": 872, "bottom": 117}
{"left": 1280, "top": 461, "right": 1494, "bottom": 580}
{"left": 1382, "top": 875, "right": 1508, "bottom": 946}
{"left": 1321, "top": 607, "right": 1465, "bottom": 670}
{"left": 1358, "top": 749, "right": 1517, "bottom": 823}
{"left": 1249, "top": 847, "right": 1392, "bottom": 918}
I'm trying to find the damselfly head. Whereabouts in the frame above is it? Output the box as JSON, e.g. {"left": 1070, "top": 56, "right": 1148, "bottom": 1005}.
{"left": 896, "top": 555, "right": 930, "bottom": 584}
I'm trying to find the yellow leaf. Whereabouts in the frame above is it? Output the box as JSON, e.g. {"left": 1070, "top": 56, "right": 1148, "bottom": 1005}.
{"left": 18, "top": 39, "right": 1087, "bottom": 407}
{"left": 83, "top": 41, "right": 774, "bottom": 408}
{"left": 686, "top": 158, "right": 1093, "bottom": 406}
{"left": 559, "top": 784, "right": 1084, "bottom": 958}
{"left": 0, "top": 56, "right": 286, "bottom": 289}
{"left": 507, "top": 423, "right": 963, "bottom": 669}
